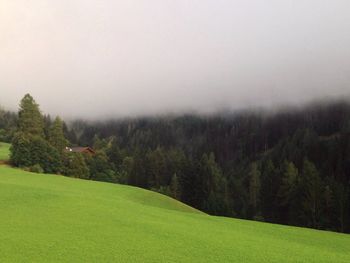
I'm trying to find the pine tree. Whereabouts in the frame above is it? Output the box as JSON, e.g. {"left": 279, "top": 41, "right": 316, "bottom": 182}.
{"left": 323, "top": 183, "right": 335, "bottom": 230}
{"left": 18, "top": 94, "right": 44, "bottom": 137}
{"left": 63, "top": 153, "right": 90, "bottom": 179}
{"left": 11, "top": 94, "right": 46, "bottom": 168}
{"left": 333, "top": 181, "right": 349, "bottom": 232}
{"left": 278, "top": 162, "right": 298, "bottom": 206}
{"left": 301, "top": 159, "right": 323, "bottom": 228}
{"left": 277, "top": 161, "right": 299, "bottom": 224}
{"left": 260, "top": 159, "right": 278, "bottom": 221}
{"left": 249, "top": 162, "right": 261, "bottom": 218}
{"left": 107, "top": 137, "right": 124, "bottom": 168}
{"left": 48, "top": 116, "right": 68, "bottom": 152}
{"left": 198, "top": 152, "right": 228, "bottom": 215}
{"left": 170, "top": 173, "right": 180, "bottom": 199}
{"left": 29, "top": 136, "right": 63, "bottom": 174}
{"left": 147, "top": 147, "right": 166, "bottom": 188}
{"left": 10, "top": 132, "right": 32, "bottom": 167}
{"left": 88, "top": 151, "right": 116, "bottom": 182}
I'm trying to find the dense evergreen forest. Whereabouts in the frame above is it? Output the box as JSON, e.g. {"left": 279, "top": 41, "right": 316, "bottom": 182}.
{"left": 2, "top": 95, "right": 350, "bottom": 233}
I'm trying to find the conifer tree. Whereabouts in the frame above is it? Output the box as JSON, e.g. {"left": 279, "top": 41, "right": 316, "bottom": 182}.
{"left": 249, "top": 162, "right": 261, "bottom": 218}
{"left": 10, "top": 132, "right": 32, "bottom": 167}
{"left": 63, "top": 153, "right": 90, "bottom": 179}
{"left": 170, "top": 173, "right": 180, "bottom": 199}
{"left": 18, "top": 94, "right": 44, "bottom": 136}
{"left": 261, "top": 159, "right": 278, "bottom": 221}
{"left": 48, "top": 116, "right": 68, "bottom": 152}
{"left": 278, "top": 161, "right": 298, "bottom": 206}
{"left": 301, "top": 159, "right": 323, "bottom": 228}
{"left": 277, "top": 161, "right": 299, "bottom": 224}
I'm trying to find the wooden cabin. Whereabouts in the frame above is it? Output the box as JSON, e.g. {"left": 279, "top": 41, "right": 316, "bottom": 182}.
{"left": 65, "top": 147, "right": 95, "bottom": 155}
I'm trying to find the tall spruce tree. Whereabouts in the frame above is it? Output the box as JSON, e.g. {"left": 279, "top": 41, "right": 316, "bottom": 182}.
{"left": 249, "top": 162, "right": 261, "bottom": 218}
{"left": 63, "top": 153, "right": 89, "bottom": 179}
{"left": 301, "top": 159, "right": 323, "bottom": 228}
{"left": 11, "top": 94, "right": 44, "bottom": 167}
{"left": 260, "top": 159, "right": 279, "bottom": 221}
{"left": 10, "top": 132, "right": 32, "bottom": 167}
{"left": 277, "top": 161, "right": 299, "bottom": 224}
{"left": 18, "top": 94, "right": 44, "bottom": 137}
{"left": 197, "top": 152, "right": 228, "bottom": 214}
{"left": 170, "top": 173, "right": 180, "bottom": 199}
{"left": 48, "top": 116, "right": 68, "bottom": 152}
{"left": 10, "top": 94, "right": 63, "bottom": 173}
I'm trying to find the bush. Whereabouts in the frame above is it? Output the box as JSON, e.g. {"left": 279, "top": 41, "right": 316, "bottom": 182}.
{"left": 29, "top": 135, "right": 63, "bottom": 174}
{"left": 29, "top": 164, "right": 44, "bottom": 173}
{"left": 10, "top": 132, "right": 32, "bottom": 167}
{"left": 151, "top": 186, "right": 172, "bottom": 197}
{"left": 10, "top": 133, "right": 63, "bottom": 174}
{"left": 253, "top": 215, "right": 265, "bottom": 222}
{"left": 62, "top": 153, "right": 90, "bottom": 179}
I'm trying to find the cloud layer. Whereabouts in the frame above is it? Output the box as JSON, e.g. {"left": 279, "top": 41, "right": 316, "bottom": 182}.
{"left": 1, "top": 0, "right": 350, "bottom": 118}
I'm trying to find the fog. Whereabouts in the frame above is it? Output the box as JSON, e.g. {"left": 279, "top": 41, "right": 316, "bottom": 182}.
{"left": 1, "top": 0, "right": 350, "bottom": 118}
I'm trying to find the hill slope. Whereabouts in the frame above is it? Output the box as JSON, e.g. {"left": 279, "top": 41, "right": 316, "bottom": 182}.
{"left": 0, "top": 147, "right": 350, "bottom": 262}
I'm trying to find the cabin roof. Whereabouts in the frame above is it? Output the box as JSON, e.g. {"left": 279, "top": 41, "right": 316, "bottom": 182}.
{"left": 65, "top": 146, "right": 95, "bottom": 154}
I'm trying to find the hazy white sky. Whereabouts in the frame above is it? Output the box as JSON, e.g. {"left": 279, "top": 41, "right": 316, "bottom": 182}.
{"left": 1, "top": 0, "right": 350, "bottom": 118}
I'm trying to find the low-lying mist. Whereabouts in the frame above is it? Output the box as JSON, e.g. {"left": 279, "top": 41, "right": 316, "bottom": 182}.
{"left": 1, "top": 0, "right": 350, "bottom": 119}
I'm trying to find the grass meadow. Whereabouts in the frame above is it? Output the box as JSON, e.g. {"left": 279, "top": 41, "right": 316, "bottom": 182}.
{"left": 0, "top": 144, "right": 349, "bottom": 262}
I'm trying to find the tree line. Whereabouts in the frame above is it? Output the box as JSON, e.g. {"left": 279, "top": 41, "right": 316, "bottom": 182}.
{"left": 2, "top": 94, "right": 350, "bottom": 233}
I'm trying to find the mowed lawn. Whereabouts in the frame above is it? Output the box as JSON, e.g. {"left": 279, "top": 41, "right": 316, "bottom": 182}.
{"left": 0, "top": 147, "right": 350, "bottom": 262}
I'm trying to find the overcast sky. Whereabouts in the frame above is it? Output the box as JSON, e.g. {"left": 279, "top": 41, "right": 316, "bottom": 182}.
{"left": 1, "top": 0, "right": 350, "bottom": 118}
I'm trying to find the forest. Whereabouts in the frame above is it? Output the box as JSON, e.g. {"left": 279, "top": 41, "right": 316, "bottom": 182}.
{"left": 1, "top": 94, "right": 350, "bottom": 233}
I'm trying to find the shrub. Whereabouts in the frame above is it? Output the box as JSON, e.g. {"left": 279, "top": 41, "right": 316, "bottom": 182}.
{"left": 29, "top": 164, "right": 44, "bottom": 173}
{"left": 10, "top": 133, "right": 63, "bottom": 174}
{"left": 62, "top": 153, "right": 90, "bottom": 179}
{"left": 10, "top": 132, "right": 32, "bottom": 167}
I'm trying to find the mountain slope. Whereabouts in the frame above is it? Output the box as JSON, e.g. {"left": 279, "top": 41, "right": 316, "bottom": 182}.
{"left": 1, "top": 166, "right": 350, "bottom": 262}
{"left": 0, "top": 145, "right": 349, "bottom": 262}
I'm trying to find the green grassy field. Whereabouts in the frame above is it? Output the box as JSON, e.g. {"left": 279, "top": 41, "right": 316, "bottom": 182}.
{"left": 0, "top": 145, "right": 349, "bottom": 262}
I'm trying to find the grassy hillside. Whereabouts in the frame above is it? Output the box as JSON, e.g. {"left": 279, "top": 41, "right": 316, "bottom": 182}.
{"left": 0, "top": 147, "right": 349, "bottom": 262}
